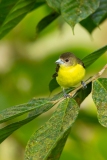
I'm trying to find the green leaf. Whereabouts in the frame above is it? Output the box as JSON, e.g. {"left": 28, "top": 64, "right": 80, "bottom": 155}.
{"left": 46, "top": 0, "right": 61, "bottom": 13}
{"left": 82, "top": 45, "right": 107, "bottom": 68}
{"left": 91, "top": 0, "right": 107, "bottom": 26}
{"left": 0, "top": 98, "right": 56, "bottom": 143}
{"left": 92, "top": 78, "right": 107, "bottom": 127}
{"left": 0, "top": 98, "right": 55, "bottom": 124}
{"left": 0, "top": 0, "right": 36, "bottom": 39}
{"left": 36, "top": 12, "right": 59, "bottom": 34}
{"left": 25, "top": 99, "right": 69, "bottom": 160}
{"left": 32, "top": 0, "right": 46, "bottom": 11}
{"left": 25, "top": 98, "right": 79, "bottom": 160}
{"left": 80, "top": 16, "right": 97, "bottom": 33}
{"left": 0, "top": 115, "right": 35, "bottom": 143}
{"left": 0, "top": 0, "right": 18, "bottom": 26}
{"left": 49, "top": 78, "right": 59, "bottom": 93}
{"left": 75, "top": 82, "right": 92, "bottom": 105}
{"left": 46, "top": 129, "right": 71, "bottom": 160}
{"left": 80, "top": 0, "right": 107, "bottom": 33}
{"left": 61, "top": 0, "right": 100, "bottom": 30}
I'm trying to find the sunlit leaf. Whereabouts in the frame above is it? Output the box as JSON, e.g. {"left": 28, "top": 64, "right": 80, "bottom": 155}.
{"left": 92, "top": 78, "right": 107, "bottom": 127}
{"left": 25, "top": 98, "right": 79, "bottom": 160}
{"left": 61, "top": 0, "right": 100, "bottom": 30}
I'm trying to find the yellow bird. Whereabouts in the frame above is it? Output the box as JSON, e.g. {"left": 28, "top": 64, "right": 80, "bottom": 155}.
{"left": 53, "top": 52, "right": 86, "bottom": 97}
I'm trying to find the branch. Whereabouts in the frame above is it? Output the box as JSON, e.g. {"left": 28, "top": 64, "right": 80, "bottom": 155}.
{"left": 69, "top": 64, "right": 107, "bottom": 97}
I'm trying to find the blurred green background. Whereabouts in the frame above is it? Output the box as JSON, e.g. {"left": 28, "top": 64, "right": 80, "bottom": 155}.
{"left": 0, "top": 4, "right": 107, "bottom": 160}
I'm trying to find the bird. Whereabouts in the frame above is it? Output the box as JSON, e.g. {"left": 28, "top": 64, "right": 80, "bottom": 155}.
{"left": 53, "top": 52, "right": 86, "bottom": 97}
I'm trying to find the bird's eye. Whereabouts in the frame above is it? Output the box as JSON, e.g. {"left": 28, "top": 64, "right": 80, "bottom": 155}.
{"left": 65, "top": 59, "right": 69, "bottom": 62}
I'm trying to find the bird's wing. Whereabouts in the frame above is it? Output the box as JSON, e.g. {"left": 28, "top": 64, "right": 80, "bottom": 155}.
{"left": 52, "top": 64, "right": 59, "bottom": 78}
{"left": 77, "top": 58, "right": 85, "bottom": 68}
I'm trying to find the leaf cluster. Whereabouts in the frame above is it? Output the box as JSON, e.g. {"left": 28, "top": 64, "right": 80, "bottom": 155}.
{"left": 0, "top": 0, "right": 107, "bottom": 39}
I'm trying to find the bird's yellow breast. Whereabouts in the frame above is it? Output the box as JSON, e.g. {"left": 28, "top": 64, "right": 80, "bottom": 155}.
{"left": 56, "top": 64, "right": 85, "bottom": 88}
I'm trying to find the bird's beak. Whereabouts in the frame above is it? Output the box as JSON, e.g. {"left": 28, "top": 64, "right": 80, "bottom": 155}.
{"left": 55, "top": 59, "right": 64, "bottom": 65}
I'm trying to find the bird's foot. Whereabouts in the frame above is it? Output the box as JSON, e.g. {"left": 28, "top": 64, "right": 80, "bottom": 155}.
{"left": 81, "top": 81, "right": 87, "bottom": 89}
{"left": 63, "top": 93, "right": 71, "bottom": 98}
{"left": 63, "top": 89, "right": 71, "bottom": 98}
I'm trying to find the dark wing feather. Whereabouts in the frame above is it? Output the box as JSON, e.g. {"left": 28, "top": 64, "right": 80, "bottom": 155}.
{"left": 77, "top": 58, "right": 85, "bottom": 68}
{"left": 52, "top": 64, "right": 59, "bottom": 78}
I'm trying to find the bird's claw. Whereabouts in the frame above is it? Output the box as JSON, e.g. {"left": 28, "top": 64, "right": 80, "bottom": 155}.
{"left": 63, "top": 93, "right": 71, "bottom": 98}
{"left": 81, "top": 81, "right": 87, "bottom": 89}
